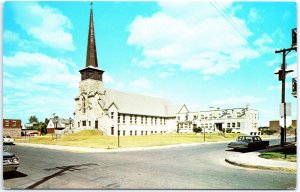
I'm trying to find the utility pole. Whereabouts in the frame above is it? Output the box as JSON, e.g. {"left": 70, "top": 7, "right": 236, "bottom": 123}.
{"left": 274, "top": 28, "right": 297, "bottom": 156}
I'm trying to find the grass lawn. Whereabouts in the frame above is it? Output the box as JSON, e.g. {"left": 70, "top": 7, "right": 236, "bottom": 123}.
{"left": 16, "top": 130, "right": 242, "bottom": 149}
{"left": 259, "top": 152, "right": 296, "bottom": 162}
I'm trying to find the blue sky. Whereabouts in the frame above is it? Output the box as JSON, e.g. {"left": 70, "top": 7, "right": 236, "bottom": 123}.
{"left": 3, "top": 1, "right": 297, "bottom": 126}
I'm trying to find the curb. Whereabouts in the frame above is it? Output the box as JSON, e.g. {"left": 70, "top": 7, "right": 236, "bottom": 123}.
{"left": 225, "top": 157, "right": 296, "bottom": 173}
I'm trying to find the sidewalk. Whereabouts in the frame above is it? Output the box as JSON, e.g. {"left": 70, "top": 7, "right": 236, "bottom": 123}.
{"left": 16, "top": 140, "right": 230, "bottom": 153}
{"left": 225, "top": 145, "right": 297, "bottom": 173}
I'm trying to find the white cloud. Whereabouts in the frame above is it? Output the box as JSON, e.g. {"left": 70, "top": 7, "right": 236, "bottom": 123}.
{"left": 254, "top": 33, "right": 273, "bottom": 53}
{"left": 3, "top": 52, "right": 79, "bottom": 88}
{"left": 248, "top": 8, "right": 259, "bottom": 22}
{"left": 130, "top": 78, "right": 152, "bottom": 90}
{"left": 3, "top": 30, "right": 38, "bottom": 51}
{"left": 12, "top": 2, "right": 75, "bottom": 51}
{"left": 103, "top": 73, "right": 115, "bottom": 84}
{"left": 211, "top": 95, "right": 265, "bottom": 107}
{"left": 128, "top": 1, "right": 260, "bottom": 77}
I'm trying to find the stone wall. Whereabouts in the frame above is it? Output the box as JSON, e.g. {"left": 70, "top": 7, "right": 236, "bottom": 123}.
{"left": 3, "top": 128, "right": 21, "bottom": 138}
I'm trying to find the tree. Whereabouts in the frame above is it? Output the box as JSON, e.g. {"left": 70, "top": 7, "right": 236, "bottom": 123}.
{"left": 28, "top": 115, "right": 39, "bottom": 124}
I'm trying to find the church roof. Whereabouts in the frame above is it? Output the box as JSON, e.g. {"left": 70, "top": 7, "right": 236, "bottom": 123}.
{"left": 103, "top": 89, "right": 183, "bottom": 117}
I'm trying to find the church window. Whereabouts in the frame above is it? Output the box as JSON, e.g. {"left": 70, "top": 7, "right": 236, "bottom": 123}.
{"left": 185, "top": 114, "right": 188, "bottom": 121}
{"left": 177, "top": 116, "right": 180, "bottom": 121}
{"left": 164, "top": 118, "right": 166, "bottom": 125}
{"left": 232, "top": 123, "right": 236, "bottom": 128}
{"left": 130, "top": 130, "right": 133, "bottom": 136}
{"left": 118, "top": 115, "right": 120, "bottom": 123}
{"left": 135, "top": 130, "right": 137, "bottom": 135}
{"left": 151, "top": 117, "right": 153, "bottom": 125}
{"left": 145, "top": 131, "right": 148, "bottom": 135}
{"left": 130, "top": 115, "right": 132, "bottom": 124}
{"left": 123, "top": 130, "right": 125, "bottom": 136}
{"left": 151, "top": 131, "right": 153, "bottom": 134}
{"left": 89, "top": 121, "right": 91, "bottom": 126}
{"left": 123, "top": 114, "right": 125, "bottom": 124}
{"left": 111, "top": 127, "right": 114, "bottom": 135}
{"left": 134, "top": 115, "right": 137, "bottom": 124}
{"left": 111, "top": 112, "right": 114, "bottom": 119}
{"left": 155, "top": 131, "right": 157, "bottom": 133}
{"left": 145, "top": 117, "right": 148, "bottom": 125}
{"left": 160, "top": 118, "right": 162, "bottom": 125}
{"left": 82, "top": 121, "right": 86, "bottom": 126}
{"left": 82, "top": 97, "right": 86, "bottom": 113}
{"left": 141, "top": 131, "right": 143, "bottom": 135}
{"left": 155, "top": 117, "right": 157, "bottom": 125}
{"left": 237, "top": 122, "right": 241, "bottom": 127}
{"left": 227, "top": 123, "right": 230, "bottom": 128}
{"left": 141, "top": 116, "right": 143, "bottom": 124}
{"left": 78, "top": 122, "right": 80, "bottom": 127}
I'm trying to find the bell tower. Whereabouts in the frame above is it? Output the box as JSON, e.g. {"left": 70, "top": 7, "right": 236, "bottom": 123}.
{"left": 74, "top": 3, "right": 106, "bottom": 131}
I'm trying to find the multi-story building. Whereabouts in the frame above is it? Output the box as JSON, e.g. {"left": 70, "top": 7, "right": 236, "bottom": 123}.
{"left": 177, "top": 107, "right": 260, "bottom": 135}
{"left": 3, "top": 119, "right": 22, "bottom": 137}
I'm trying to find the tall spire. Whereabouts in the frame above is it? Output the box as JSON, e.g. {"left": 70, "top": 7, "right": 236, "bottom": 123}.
{"left": 86, "top": 2, "right": 98, "bottom": 67}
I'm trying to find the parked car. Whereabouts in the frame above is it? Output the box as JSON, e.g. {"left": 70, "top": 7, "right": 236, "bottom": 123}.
{"left": 3, "top": 136, "right": 14, "bottom": 145}
{"left": 227, "top": 136, "right": 269, "bottom": 151}
{"left": 3, "top": 151, "right": 19, "bottom": 173}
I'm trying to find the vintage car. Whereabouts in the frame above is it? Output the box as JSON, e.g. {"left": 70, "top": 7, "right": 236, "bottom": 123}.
{"left": 227, "top": 136, "right": 269, "bottom": 151}
{"left": 3, "top": 151, "right": 19, "bottom": 173}
{"left": 3, "top": 136, "right": 14, "bottom": 145}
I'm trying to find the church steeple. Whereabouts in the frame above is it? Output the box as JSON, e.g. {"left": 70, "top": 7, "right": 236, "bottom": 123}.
{"left": 79, "top": 2, "right": 104, "bottom": 81}
{"left": 86, "top": 2, "right": 98, "bottom": 67}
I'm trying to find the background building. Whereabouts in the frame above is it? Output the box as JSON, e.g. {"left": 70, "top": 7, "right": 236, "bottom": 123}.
{"left": 3, "top": 119, "right": 22, "bottom": 137}
{"left": 177, "top": 106, "right": 260, "bottom": 135}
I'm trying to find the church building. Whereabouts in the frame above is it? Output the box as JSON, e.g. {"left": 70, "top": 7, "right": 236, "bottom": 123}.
{"left": 73, "top": 5, "right": 260, "bottom": 136}
{"left": 73, "top": 5, "right": 184, "bottom": 136}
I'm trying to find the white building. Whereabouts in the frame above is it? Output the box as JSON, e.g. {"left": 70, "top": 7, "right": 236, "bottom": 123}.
{"left": 177, "top": 106, "right": 260, "bottom": 135}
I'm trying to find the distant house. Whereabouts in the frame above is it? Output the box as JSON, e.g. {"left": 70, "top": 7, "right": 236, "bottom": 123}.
{"left": 3, "top": 119, "right": 22, "bottom": 138}
{"left": 22, "top": 122, "right": 39, "bottom": 136}
{"left": 46, "top": 118, "right": 73, "bottom": 134}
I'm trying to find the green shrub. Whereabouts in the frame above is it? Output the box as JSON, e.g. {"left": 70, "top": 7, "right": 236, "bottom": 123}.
{"left": 262, "top": 129, "right": 277, "bottom": 135}
{"left": 193, "top": 127, "right": 202, "bottom": 134}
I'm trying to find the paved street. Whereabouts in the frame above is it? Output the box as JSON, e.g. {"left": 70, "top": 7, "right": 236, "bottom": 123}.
{"left": 3, "top": 139, "right": 296, "bottom": 190}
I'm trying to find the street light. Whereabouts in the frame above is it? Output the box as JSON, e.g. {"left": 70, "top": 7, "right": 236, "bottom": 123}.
{"left": 69, "top": 117, "right": 72, "bottom": 129}
{"left": 53, "top": 115, "right": 58, "bottom": 140}
{"left": 117, "top": 123, "right": 120, "bottom": 148}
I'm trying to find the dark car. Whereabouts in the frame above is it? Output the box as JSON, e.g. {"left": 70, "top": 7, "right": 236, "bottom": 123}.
{"left": 227, "top": 136, "right": 269, "bottom": 151}
{"left": 3, "top": 151, "right": 19, "bottom": 173}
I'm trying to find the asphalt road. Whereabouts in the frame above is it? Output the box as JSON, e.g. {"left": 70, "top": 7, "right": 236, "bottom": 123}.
{"left": 3, "top": 139, "right": 296, "bottom": 190}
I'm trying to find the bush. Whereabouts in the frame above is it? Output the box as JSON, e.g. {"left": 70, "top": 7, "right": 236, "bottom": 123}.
{"left": 262, "top": 129, "right": 277, "bottom": 135}
{"left": 193, "top": 127, "right": 202, "bottom": 134}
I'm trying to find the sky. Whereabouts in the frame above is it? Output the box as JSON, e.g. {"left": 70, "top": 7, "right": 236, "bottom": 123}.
{"left": 2, "top": 1, "right": 297, "bottom": 127}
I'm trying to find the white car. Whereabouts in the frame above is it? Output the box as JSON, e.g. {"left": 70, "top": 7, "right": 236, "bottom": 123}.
{"left": 3, "top": 136, "right": 14, "bottom": 145}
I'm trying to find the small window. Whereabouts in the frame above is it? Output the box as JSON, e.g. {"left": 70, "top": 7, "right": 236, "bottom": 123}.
{"left": 123, "top": 114, "right": 125, "bottom": 124}
{"left": 135, "top": 116, "right": 137, "bottom": 124}
{"left": 130, "top": 130, "right": 132, "bottom": 136}
{"left": 89, "top": 121, "right": 91, "bottom": 126}
{"left": 151, "top": 117, "right": 153, "bottom": 124}
{"left": 111, "top": 112, "right": 114, "bottom": 119}
{"left": 155, "top": 117, "right": 157, "bottom": 125}
{"left": 123, "top": 130, "right": 125, "bottom": 136}
{"left": 12, "top": 121, "right": 17, "bottom": 127}
{"left": 130, "top": 115, "right": 132, "bottom": 124}
{"left": 232, "top": 123, "right": 235, "bottom": 128}
{"left": 145, "top": 117, "right": 148, "bottom": 125}
{"left": 237, "top": 122, "right": 241, "bottom": 127}
{"left": 82, "top": 121, "right": 86, "bottom": 126}
{"left": 135, "top": 130, "right": 137, "bottom": 135}
{"left": 145, "top": 131, "right": 148, "bottom": 135}
{"left": 141, "top": 116, "right": 144, "bottom": 124}
{"left": 141, "top": 131, "right": 143, "bottom": 135}
{"left": 227, "top": 123, "right": 230, "bottom": 128}
{"left": 4, "top": 120, "right": 9, "bottom": 127}
{"left": 118, "top": 115, "right": 120, "bottom": 123}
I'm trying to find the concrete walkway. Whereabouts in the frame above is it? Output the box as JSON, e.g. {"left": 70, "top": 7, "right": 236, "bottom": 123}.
{"left": 15, "top": 141, "right": 229, "bottom": 153}
{"left": 225, "top": 146, "right": 297, "bottom": 173}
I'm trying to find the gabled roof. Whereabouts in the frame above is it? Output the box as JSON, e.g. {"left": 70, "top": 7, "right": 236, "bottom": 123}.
{"left": 103, "top": 89, "right": 182, "bottom": 117}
